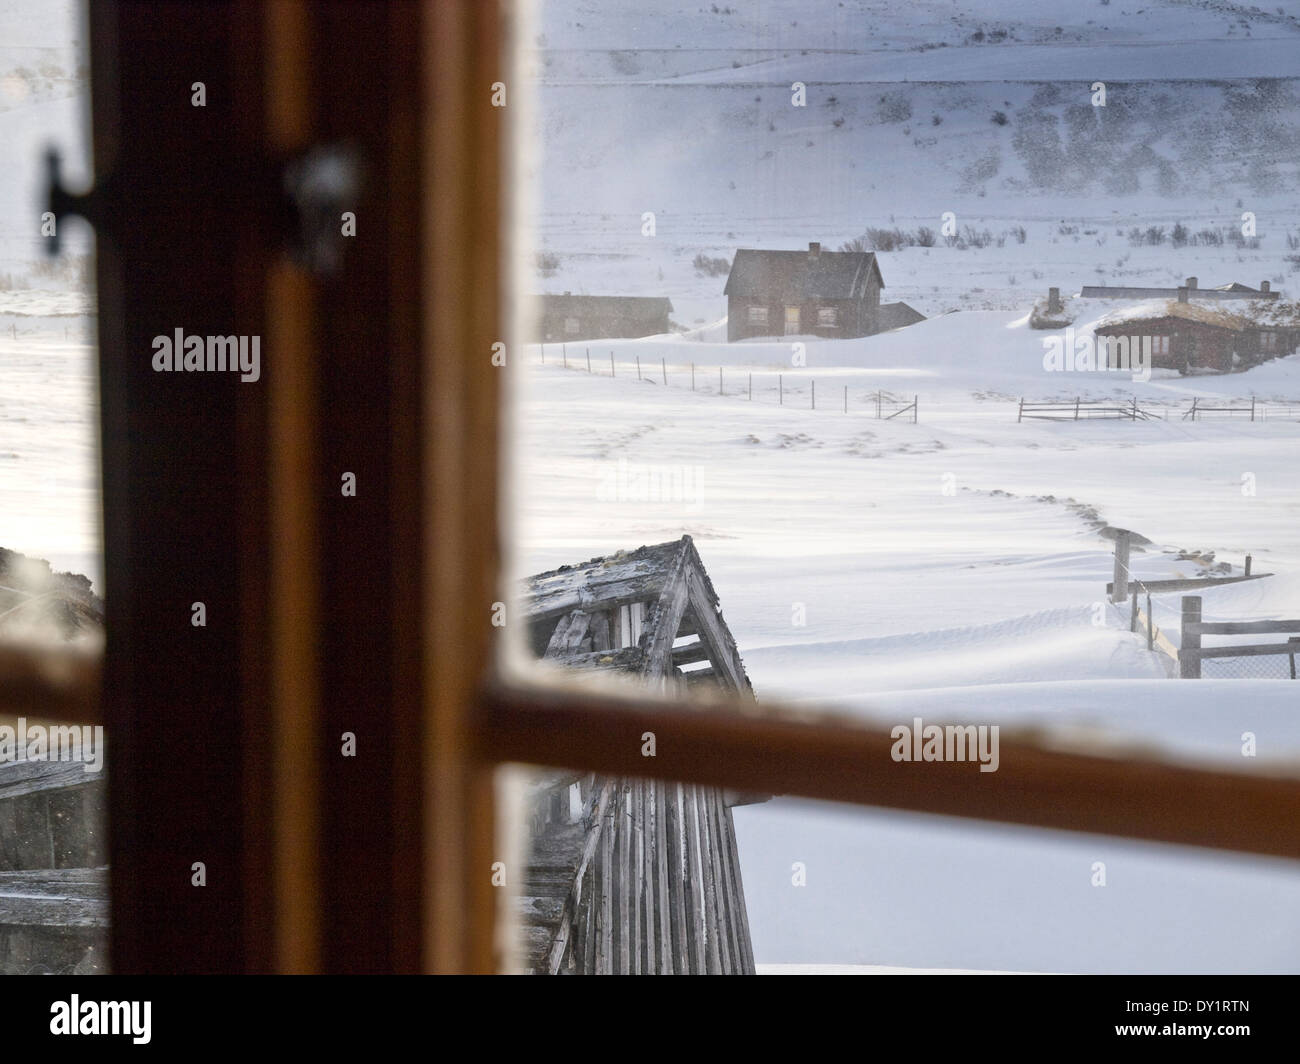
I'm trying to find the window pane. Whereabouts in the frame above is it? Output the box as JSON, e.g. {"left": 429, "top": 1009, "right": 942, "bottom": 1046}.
{"left": 509, "top": 0, "right": 1300, "bottom": 972}
{"left": 0, "top": 0, "right": 106, "bottom": 974}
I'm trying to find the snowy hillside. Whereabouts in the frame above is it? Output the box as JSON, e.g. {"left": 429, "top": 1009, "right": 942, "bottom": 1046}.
{"left": 527, "top": 1, "right": 1300, "bottom": 326}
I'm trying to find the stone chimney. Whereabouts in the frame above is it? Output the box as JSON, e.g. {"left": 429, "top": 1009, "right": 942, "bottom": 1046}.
{"left": 1260, "top": 280, "right": 1270, "bottom": 293}
{"left": 1177, "top": 287, "right": 1189, "bottom": 303}
{"left": 1047, "top": 286, "right": 1062, "bottom": 314}
{"left": 808, "top": 241, "right": 821, "bottom": 259}
{"left": 1185, "top": 276, "right": 1198, "bottom": 290}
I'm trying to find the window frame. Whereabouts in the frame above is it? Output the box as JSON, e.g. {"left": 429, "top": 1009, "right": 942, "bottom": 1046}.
{"left": 5, "top": 0, "right": 1300, "bottom": 976}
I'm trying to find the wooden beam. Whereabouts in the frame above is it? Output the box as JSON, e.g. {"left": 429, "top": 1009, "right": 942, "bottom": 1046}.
{"left": 485, "top": 683, "right": 1300, "bottom": 861}
{"left": 1106, "top": 573, "right": 1271, "bottom": 595}
{"left": 1188, "top": 619, "right": 1300, "bottom": 635}
{"left": 681, "top": 564, "right": 750, "bottom": 694}
{"left": 670, "top": 640, "right": 709, "bottom": 666}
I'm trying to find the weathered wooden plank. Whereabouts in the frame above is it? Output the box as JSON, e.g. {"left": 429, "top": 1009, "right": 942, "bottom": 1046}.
{"left": 0, "top": 868, "right": 108, "bottom": 928}
{"left": 666, "top": 782, "right": 689, "bottom": 973}
{"left": 695, "top": 785, "right": 723, "bottom": 974}
{"left": 544, "top": 646, "right": 643, "bottom": 673}
{"left": 580, "top": 861, "right": 596, "bottom": 974}
{"left": 1188, "top": 619, "right": 1300, "bottom": 635}
{"left": 682, "top": 563, "right": 751, "bottom": 695}
{"left": 544, "top": 609, "right": 592, "bottom": 658}
{"left": 1106, "top": 573, "right": 1272, "bottom": 595}
{"left": 653, "top": 780, "right": 672, "bottom": 973}
{"left": 542, "top": 777, "right": 613, "bottom": 974}
{"left": 616, "top": 780, "right": 630, "bottom": 974}
{"left": 0, "top": 758, "right": 102, "bottom": 802}
{"left": 597, "top": 792, "right": 613, "bottom": 974}
{"left": 723, "top": 805, "right": 757, "bottom": 974}
{"left": 682, "top": 783, "right": 707, "bottom": 973}
{"left": 670, "top": 640, "right": 709, "bottom": 666}
{"left": 631, "top": 779, "right": 643, "bottom": 974}
{"left": 684, "top": 668, "right": 717, "bottom": 689}
{"left": 1185, "top": 643, "right": 1300, "bottom": 659}
{"left": 709, "top": 787, "right": 743, "bottom": 974}
{"left": 637, "top": 544, "right": 693, "bottom": 680}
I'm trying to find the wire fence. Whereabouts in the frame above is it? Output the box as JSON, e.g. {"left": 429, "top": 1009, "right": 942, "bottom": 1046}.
{"left": 539, "top": 343, "right": 919, "bottom": 421}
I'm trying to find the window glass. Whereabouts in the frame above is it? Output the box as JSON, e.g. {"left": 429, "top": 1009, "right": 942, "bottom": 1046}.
{"left": 0, "top": 0, "right": 106, "bottom": 974}
{"left": 510, "top": 0, "right": 1300, "bottom": 973}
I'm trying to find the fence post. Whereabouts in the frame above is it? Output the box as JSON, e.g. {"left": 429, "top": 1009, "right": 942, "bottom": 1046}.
{"left": 1017, "top": 397, "right": 1023, "bottom": 423}
{"left": 636, "top": 355, "right": 641, "bottom": 381}
{"left": 748, "top": 373, "right": 752, "bottom": 400}
{"left": 1290, "top": 636, "right": 1299, "bottom": 680}
{"left": 1251, "top": 396, "right": 1256, "bottom": 422}
{"left": 913, "top": 395, "right": 918, "bottom": 424}
{"left": 611, "top": 353, "right": 615, "bottom": 377}
{"left": 1074, "top": 396, "right": 1080, "bottom": 421}
{"left": 1245, "top": 554, "right": 1252, "bottom": 576}
{"left": 1146, "top": 592, "right": 1153, "bottom": 652}
{"left": 1130, "top": 589, "right": 1138, "bottom": 633}
{"left": 779, "top": 375, "right": 783, "bottom": 405}
{"left": 1131, "top": 396, "right": 1137, "bottom": 420}
{"left": 662, "top": 357, "right": 666, "bottom": 385}
{"left": 1111, "top": 530, "right": 1131, "bottom": 604}
{"left": 876, "top": 391, "right": 882, "bottom": 419}
{"left": 587, "top": 348, "right": 592, "bottom": 373}
{"left": 1180, "top": 596, "right": 1202, "bottom": 679}
{"left": 811, "top": 380, "right": 815, "bottom": 410}
{"left": 541, "top": 343, "right": 545, "bottom": 364}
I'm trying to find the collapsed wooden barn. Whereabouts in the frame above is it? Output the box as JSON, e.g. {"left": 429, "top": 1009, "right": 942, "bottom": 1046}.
{"left": 517, "top": 536, "right": 762, "bottom": 974}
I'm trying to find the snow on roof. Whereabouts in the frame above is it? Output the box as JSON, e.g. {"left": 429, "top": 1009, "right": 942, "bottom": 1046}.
{"left": 1081, "top": 293, "right": 1284, "bottom": 331}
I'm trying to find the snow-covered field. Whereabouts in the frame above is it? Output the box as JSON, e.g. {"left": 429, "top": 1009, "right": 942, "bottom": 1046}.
{"left": 508, "top": 1, "right": 1300, "bottom": 973}
{"left": 509, "top": 316, "right": 1300, "bottom": 971}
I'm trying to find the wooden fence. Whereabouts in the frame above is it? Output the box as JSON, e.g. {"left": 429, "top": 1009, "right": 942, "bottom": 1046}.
{"left": 0, "top": 757, "right": 108, "bottom": 973}
{"left": 540, "top": 346, "right": 920, "bottom": 422}
{"left": 1178, "top": 596, "right": 1300, "bottom": 679}
{"left": 1128, "top": 590, "right": 1179, "bottom": 676}
{"left": 1018, "top": 396, "right": 1159, "bottom": 422}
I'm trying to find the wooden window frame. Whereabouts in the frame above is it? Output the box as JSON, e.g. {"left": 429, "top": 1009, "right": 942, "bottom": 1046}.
{"left": 3, "top": 0, "right": 1299, "bottom": 975}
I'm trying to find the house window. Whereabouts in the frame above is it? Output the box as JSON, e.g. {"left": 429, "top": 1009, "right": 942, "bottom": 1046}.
{"left": 747, "top": 305, "right": 768, "bottom": 326}
{"left": 1151, "top": 335, "right": 1170, "bottom": 357}
{"left": 818, "top": 306, "right": 837, "bottom": 327}
{"left": 1260, "top": 330, "right": 1277, "bottom": 352}
{"left": 564, "top": 317, "right": 580, "bottom": 335}
{"left": 784, "top": 306, "right": 801, "bottom": 334}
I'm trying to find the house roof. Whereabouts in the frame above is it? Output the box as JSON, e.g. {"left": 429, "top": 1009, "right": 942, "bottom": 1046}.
{"left": 1211, "top": 282, "right": 1262, "bottom": 292}
{"left": 535, "top": 294, "right": 673, "bottom": 315}
{"left": 724, "top": 247, "right": 882, "bottom": 301}
{"left": 522, "top": 535, "right": 753, "bottom": 696}
{"left": 877, "top": 301, "right": 925, "bottom": 330}
{"left": 1093, "top": 299, "right": 1253, "bottom": 332}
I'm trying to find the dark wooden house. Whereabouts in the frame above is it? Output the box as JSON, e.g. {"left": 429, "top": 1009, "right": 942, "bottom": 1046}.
{"left": 723, "top": 242, "right": 884, "bottom": 341}
{"left": 531, "top": 293, "right": 673, "bottom": 343}
{"left": 518, "top": 536, "right": 761, "bottom": 974}
{"left": 1093, "top": 299, "right": 1300, "bottom": 375}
